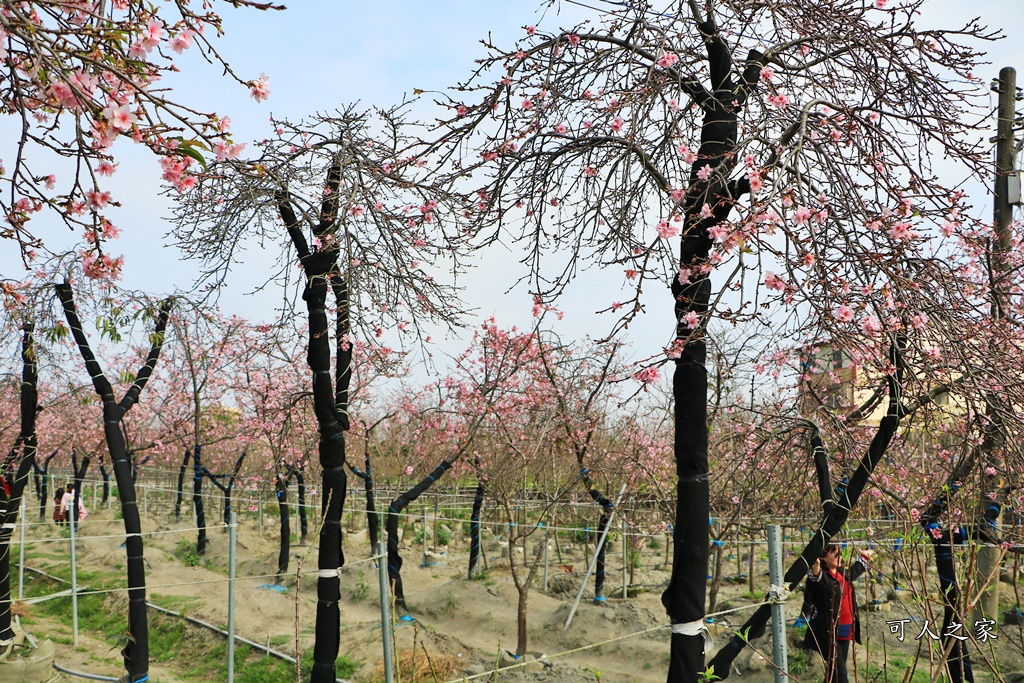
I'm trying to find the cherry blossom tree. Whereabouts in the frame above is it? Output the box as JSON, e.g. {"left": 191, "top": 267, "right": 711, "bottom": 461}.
{"left": 382, "top": 319, "right": 532, "bottom": 616}
{"left": 535, "top": 330, "right": 626, "bottom": 603}
{"left": 0, "top": 0, "right": 282, "bottom": 279}
{"left": 171, "top": 106, "right": 469, "bottom": 683}
{"left": 428, "top": 0, "right": 1006, "bottom": 678}
{"left": 164, "top": 306, "right": 249, "bottom": 555}
{"left": 54, "top": 281, "right": 171, "bottom": 683}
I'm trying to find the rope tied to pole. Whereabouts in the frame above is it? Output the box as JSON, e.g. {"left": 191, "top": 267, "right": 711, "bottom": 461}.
{"left": 767, "top": 584, "right": 790, "bottom": 605}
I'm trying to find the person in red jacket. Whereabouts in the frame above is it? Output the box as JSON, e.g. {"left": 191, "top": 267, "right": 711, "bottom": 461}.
{"left": 803, "top": 542, "right": 874, "bottom": 683}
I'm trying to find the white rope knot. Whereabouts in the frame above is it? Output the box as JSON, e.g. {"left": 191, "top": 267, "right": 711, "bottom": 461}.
{"left": 671, "top": 620, "right": 714, "bottom": 653}
{"left": 768, "top": 584, "right": 790, "bottom": 604}
{"left": 317, "top": 568, "right": 341, "bottom": 579}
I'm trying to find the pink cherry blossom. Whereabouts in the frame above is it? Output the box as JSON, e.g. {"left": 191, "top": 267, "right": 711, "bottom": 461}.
{"left": 759, "top": 67, "right": 774, "bottom": 81}
{"left": 793, "top": 206, "right": 812, "bottom": 225}
{"left": 708, "top": 224, "right": 729, "bottom": 242}
{"left": 681, "top": 311, "right": 700, "bottom": 329}
{"left": 836, "top": 305, "right": 854, "bottom": 322}
{"left": 169, "top": 30, "right": 194, "bottom": 54}
{"left": 888, "top": 221, "right": 912, "bottom": 240}
{"left": 250, "top": 74, "right": 271, "bottom": 102}
{"left": 764, "top": 271, "right": 785, "bottom": 291}
{"left": 860, "top": 315, "right": 883, "bottom": 335}
{"left": 81, "top": 250, "right": 124, "bottom": 281}
{"left": 610, "top": 117, "right": 624, "bottom": 132}
{"left": 657, "top": 52, "right": 678, "bottom": 68}
{"left": 97, "top": 161, "right": 117, "bottom": 177}
{"left": 656, "top": 220, "right": 679, "bottom": 239}
{"left": 747, "top": 170, "right": 763, "bottom": 193}
{"left": 146, "top": 19, "right": 165, "bottom": 42}
{"left": 634, "top": 366, "right": 660, "bottom": 384}
{"left": 697, "top": 164, "right": 712, "bottom": 181}
{"left": 86, "top": 189, "right": 112, "bottom": 209}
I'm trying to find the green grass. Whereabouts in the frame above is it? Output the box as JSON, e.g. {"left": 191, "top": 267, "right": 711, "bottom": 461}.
{"left": 174, "top": 539, "right": 201, "bottom": 567}
{"left": 20, "top": 559, "right": 362, "bottom": 682}
{"left": 151, "top": 593, "right": 203, "bottom": 614}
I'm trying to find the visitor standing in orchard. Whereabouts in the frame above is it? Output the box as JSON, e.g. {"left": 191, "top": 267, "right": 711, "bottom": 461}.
{"left": 804, "top": 542, "right": 874, "bottom": 683}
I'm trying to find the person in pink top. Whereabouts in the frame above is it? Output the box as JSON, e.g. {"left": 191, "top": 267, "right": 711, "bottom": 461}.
{"left": 803, "top": 542, "right": 873, "bottom": 683}
{"left": 61, "top": 483, "right": 88, "bottom": 530}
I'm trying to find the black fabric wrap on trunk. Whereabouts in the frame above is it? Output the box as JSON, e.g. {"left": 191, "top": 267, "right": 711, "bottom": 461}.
{"left": 587, "top": 484, "right": 613, "bottom": 599}
{"left": 707, "top": 411, "right": 900, "bottom": 679}
{"left": 387, "top": 461, "right": 453, "bottom": 612}
{"left": 468, "top": 481, "right": 485, "bottom": 578}
{"left": 174, "top": 448, "right": 189, "bottom": 520}
{"left": 193, "top": 445, "right": 207, "bottom": 556}
{"left": 276, "top": 476, "right": 290, "bottom": 578}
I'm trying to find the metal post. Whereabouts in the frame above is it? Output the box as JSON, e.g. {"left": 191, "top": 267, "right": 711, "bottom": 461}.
{"left": 227, "top": 510, "right": 237, "bottom": 683}
{"left": 767, "top": 525, "right": 788, "bottom": 683}
{"left": 17, "top": 503, "right": 26, "bottom": 600}
{"left": 563, "top": 483, "right": 626, "bottom": 630}
{"left": 376, "top": 541, "right": 395, "bottom": 683}
{"left": 622, "top": 517, "right": 628, "bottom": 598}
{"left": 258, "top": 496, "right": 263, "bottom": 537}
{"left": 70, "top": 515, "right": 79, "bottom": 648}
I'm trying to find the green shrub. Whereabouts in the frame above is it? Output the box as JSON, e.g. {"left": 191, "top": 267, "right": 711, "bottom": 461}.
{"left": 174, "top": 540, "right": 200, "bottom": 567}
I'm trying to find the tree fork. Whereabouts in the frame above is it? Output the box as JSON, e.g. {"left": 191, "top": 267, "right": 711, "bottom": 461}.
{"left": 386, "top": 460, "right": 453, "bottom": 614}
{"left": 707, "top": 343, "right": 906, "bottom": 680}
{"left": 55, "top": 282, "right": 172, "bottom": 683}
{"left": 277, "top": 163, "right": 350, "bottom": 683}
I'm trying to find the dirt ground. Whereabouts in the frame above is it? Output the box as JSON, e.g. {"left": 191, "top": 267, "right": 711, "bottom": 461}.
{"left": 13, "top": 498, "right": 1024, "bottom": 683}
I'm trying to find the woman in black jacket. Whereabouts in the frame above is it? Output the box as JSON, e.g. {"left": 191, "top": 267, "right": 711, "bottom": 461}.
{"left": 803, "top": 542, "right": 873, "bottom": 683}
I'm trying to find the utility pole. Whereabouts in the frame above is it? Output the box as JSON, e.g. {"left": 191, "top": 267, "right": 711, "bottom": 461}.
{"left": 976, "top": 66, "right": 1019, "bottom": 625}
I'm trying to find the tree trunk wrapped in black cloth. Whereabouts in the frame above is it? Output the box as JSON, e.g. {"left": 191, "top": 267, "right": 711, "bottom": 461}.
{"left": 99, "top": 460, "right": 110, "bottom": 505}
{"left": 581, "top": 470, "right": 613, "bottom": 601}
{"left": 286, "top": 464, "right": 307, "bottom": 542}
{"left": 657, "top": 13, "right": 765, "bottom": 679}
{"left": 192, "top": 444, "right": 207, "bottom": 555}
{"left": 275, "top": 473, "right": 290, "bottom": 581}
{"left": 707, "top": 345, "right": 906, "bottom": 680}
{"left": 56, "top": 283, "right": 172, "bottom": 683}
{"left": 202, "top": 452, "right": 247, "bottom": 526}
{"left": 174, "top": 448, "right": 190, "bottom": 520}
{"left": 347, "top": 459, "right": 377, "bottom": 551}
{"left": 0, "top": 324, "right": 38, "bottom": 642}
{"left": 386, "top": 460, "right": 453, "bottom": 614}
{"left": 33, "top": 449, "right": 57, "bottom": 520}
{"left": 468, "top": 475, "right": 486, "bottom": 579}
{"left": 915, "top": 450, "right": 1010, "bottom": 683}
{"left": 277, "top": 163, "right": 351, "bottom": 683}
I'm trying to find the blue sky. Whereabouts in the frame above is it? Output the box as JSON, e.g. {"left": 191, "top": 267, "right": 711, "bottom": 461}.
{"left": 4, "top": 0, "right": 1024, "bottom": 370}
